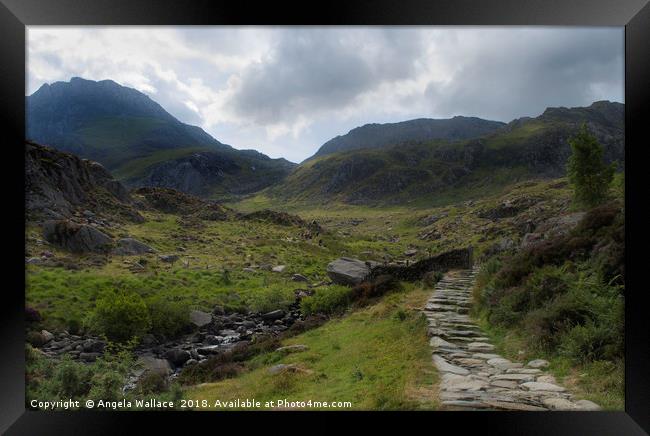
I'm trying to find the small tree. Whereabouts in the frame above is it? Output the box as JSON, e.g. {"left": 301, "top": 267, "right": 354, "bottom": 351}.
{"left": 566, "top": 124, "right": 615, "bottom": 208}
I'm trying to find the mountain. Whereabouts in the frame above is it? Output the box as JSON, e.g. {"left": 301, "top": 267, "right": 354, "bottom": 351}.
{"left": 26, "top": 77, "right": 295, "bottom": 198}
{"left": 309, "top": 116, "right": 507, "bottom": 159}
{"left": 269, "top": 101, "right": 624, "bottom": 205}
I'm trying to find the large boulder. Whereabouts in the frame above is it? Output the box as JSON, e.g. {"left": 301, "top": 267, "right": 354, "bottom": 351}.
{"left": 113, "top": 238, "right": 155, "bottom": 255}
{"left": 521, "top": 212, "right": 586, "bottom": 249}
{"left": 138, "top": 355, "right": 172, "bottom": 376}
{"left": 326, "top": 257, "right": 372, "bottom": 286}
{"left": 42, "top": 220, "right": 112, "bottom": 253}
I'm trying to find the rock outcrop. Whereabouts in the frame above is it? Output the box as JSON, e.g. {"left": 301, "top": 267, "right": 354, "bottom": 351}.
{"left": 42, "top": 220, "right": 113, "bottom": 253}
{"left": 25, "top": 141, "right": 143, "bottom": 223}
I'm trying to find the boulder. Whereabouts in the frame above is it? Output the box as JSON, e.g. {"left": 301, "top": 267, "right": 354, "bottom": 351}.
{"left": 521, "top": 382, "right": 566, "bottom": 392}
{"left": 189, "top": 310, "right": 212, "bottom": 327}
{"left": 42, "top": 220, "right": 112, "bottom": 253}
{"left": 113, "top": 238, "right": 155, "bottom": 255}
{"left": 404, "top": 249, "right": 418, "bottom": 257}
{"left": 574, "top": 399, "right": 601, "bottom": 411}
{"left": 79, "top": 352, "right": 102, "bottom": 362}
{"left": 271, "top": 265, "right": 286, "bottom": 273}
{"left": 326, "top": 257, "right": 371, "bottom": 286}
{"left": 138, "top": 355, "right": 172, "bottom": 376}
{"left": 261, "top": 310, "right": 285, "bottom": 321}
{"left": 164, "top": 349, "right": 191, "bottom": 367}
{"left": 40, "top": 330, "right": 55, "bottom": 343}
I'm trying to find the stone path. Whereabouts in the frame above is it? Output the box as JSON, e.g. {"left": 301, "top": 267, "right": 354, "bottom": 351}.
{"left": 424, "top": 267, "right": 601, "bottom": 411}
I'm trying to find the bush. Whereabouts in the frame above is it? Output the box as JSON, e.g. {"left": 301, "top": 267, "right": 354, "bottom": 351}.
{"left": 300, "top": 286, "right": 352, "bottom": 316}
{"left": 422, "top": 270, "right": 443, "bottom": 287}
{"left": 91, "top": 291, "right": 151, "bottom": 343}
{"left": 147, "top": 299, "right": 192, "bottom": 339}
{"left": 249, "top": 286, "right": 294, "bottom": 313}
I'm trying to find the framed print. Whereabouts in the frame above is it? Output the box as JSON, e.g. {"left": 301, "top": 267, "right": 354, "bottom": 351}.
{"left": 1, "top": 0, "right": 648, "bottom": 434}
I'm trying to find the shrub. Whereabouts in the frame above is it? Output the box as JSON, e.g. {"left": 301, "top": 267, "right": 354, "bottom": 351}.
{"left": 249, "top": 286, "right": 294, "bottom": 313}
{"left": 559, "top": 321, "right": 622, "bottom": 363}
{"left": 422, "top": 270, "right": 443, "bottom": 287}
{"left": 90, "top": 291, "right": 151, "bottom": 343}
{"left": 300, "top": 286, "right": 352, "bottom": 316}
{"left": 147, "top": 299, "right": 192, "bottom": 339}
{"left": 137, "top": 371, "right": 169, "bottom": 394}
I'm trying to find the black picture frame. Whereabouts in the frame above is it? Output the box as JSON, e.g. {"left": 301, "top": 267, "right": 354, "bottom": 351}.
{"left": 1, "top": 0, "right": 648, "bottom": 434}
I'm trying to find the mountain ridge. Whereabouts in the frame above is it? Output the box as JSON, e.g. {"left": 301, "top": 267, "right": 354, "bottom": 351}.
{"left": 26, "top": 77, "right": 295, "bottom": 199}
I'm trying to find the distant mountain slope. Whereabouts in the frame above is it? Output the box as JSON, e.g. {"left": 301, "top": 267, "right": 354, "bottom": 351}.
{"left": 26, "top": 77, "right": 295, "bottom": 199}
{"left": 310, "top": 116, "right": 506, "bottom": 160}
{"left": 270, "top": 101, "right": 624, "bottom": 205}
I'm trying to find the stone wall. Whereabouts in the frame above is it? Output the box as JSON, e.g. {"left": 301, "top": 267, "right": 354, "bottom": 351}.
{"left": 369, "top": 247, "right": 473, "bottom": 282}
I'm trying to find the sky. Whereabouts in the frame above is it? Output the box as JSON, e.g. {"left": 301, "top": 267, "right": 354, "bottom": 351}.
{"left": 27, "top": 26, "right": 624, "bottom": 163}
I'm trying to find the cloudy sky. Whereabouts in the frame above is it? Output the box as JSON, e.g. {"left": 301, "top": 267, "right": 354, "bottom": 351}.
{"left": 27, "top": 26, "right": 624, "bottom": 162}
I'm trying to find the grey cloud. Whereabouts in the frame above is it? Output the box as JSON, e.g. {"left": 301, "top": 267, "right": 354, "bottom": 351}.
{"left": 228, "top": 28, "right": 426, "bottom": 124}
{"left": 424, "top": 28, "right": 624, "bottom": 121}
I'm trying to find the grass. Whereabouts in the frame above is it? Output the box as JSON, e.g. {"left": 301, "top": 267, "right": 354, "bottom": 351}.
{"left": 184, "top": 288, "right": 439, "bottom": 410}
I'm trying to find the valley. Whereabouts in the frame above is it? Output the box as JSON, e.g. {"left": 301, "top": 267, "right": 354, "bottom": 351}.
{"left": 24, "top": 78, "right": 625, "bottom": 411}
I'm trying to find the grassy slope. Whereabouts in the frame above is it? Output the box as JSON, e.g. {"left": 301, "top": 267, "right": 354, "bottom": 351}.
{"left": 186, "top": 288, "right": 439, "bottom": 410}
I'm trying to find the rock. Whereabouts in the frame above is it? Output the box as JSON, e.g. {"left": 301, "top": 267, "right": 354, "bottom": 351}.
{"left": 26, "top": 257, "right": 43, "bottom": 264}
{"left": 243, "top": 267, "right": 256, "bottom": 273}
{"left": 268, "top": 364, "right": 297, "bottom": 375}
{"left": 40, "top": 330, "right": 55, "bottom": 343}
{"left": 574, "top": 399, "right": 601, "bottom": 411}
{"left": 440, "top": 373, "right": 488, "bottom": 391}
{"left": 276, "top": 344, "right": 309, "bottom": 354}
{"left": 542, "top": 398, "right": 579, "bottom": 410}
{"left": 204, "top": 335, "right": 221, "bottom": 345}
{"left": 326, "top": 257, "right": 371, "bottom": 286}
{"left": 113, "top": 238, "right": 155, "bottom": 255}
{"left": 138, "top": 355, "right": 172, "bottom": 376}
{"left": 536, "top": 375, "right": 557, "bottom": 384}
{"left": 467, "top": 342, "right": 495, "bottom": 352}
{"left": 505, "top": 368, "right": 540, "bottom": 374}
{"left": 42, "top": 220, "right": 112, "bottom": 253}
{"left": 82, "top": 339, "right": 105, "bottom": 353}
{"left": 492, "top": 374, "right": 536, "bottom": 382}
{"left": 159, "top": 254, "right": 179, "bottom": 263}
{"left": 487, "top": 358, "right": 522, "bottom": 371}
{"left": 271, "top": 265, "right": 286, "bottom": 273}
{"left": 472, "top": 353, "right": 502, "bottom": 360}
{"left": 79, "top": 352, "right": 101, "bottom": 362}
{"left": 164, "top": 349, "right": 191, "bottom": 367}
{"left": 527, "top": 359, "right": 550, "bottom": 368}
{"left": 521, "top": 382, "right": 566, "bottom": 392}
{"left": 490, "top": 380, "right": 519, "bottom": 389}
{"left": 211, "top": 307, "right": 226, "bottom": 318}
{"left": 433, "top": 354, "right": 470, "bottom": 375}
{"left": 430, "top": 336, "right": 455, "bottom": 349}
{"left": 140, "top": 334, "right": 157, "bottom": 347}
{"left": 189, "top": 310, "right": 212, "bottom": 327}
{"left": 261, "top": 310, "right": 285, "bottom": 321}
{"left": 291, "top": 274, "right": 309, "bottom": 282}
{"left": 404, "top": 249, "right": 418, "bottom": 257}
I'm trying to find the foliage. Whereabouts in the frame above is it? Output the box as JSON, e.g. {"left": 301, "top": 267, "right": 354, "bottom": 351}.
{"left": 566, "top": 124, "right": 615, "bottom": 208}
{"left": 90, "top": 290, "right": 151, "bottom": 343}
{"left": 300, "top": 286, "right": 353, "bottom": 316}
